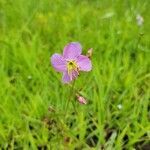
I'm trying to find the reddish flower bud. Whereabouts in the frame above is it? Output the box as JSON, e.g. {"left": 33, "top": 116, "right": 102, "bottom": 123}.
{"left": 76, "top": 94, "right": 87, "bottom": 104}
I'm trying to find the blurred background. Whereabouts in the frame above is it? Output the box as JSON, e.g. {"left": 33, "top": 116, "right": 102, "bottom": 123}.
{"left": 0, "top": 0, "right": 150, "bottom": 149}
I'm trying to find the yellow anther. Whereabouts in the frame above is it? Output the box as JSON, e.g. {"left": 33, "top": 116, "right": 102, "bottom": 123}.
{"left": 67, "top": 60, "right": 79, "bottom": 77}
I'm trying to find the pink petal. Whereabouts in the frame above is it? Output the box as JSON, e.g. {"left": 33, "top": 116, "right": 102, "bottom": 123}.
{"left": 77, "top": 96, "right": 87, "bottom": 104}
{"left": 63, "top": 42, "right": 82, "bottom": 59}
{"left": 62, "top": 72, "right": 71, "bottom": 83}
{"left": 62, "top": 71, "right": 78, "bottom": 83}
{"left": 77, "top": 55, "right": 92, "bottom": 71}
{"left": 51, "top": 54, "right": 67, "bottom": 72}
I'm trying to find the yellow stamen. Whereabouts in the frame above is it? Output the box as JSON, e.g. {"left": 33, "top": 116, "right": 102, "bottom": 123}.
{"left": 67, "top": 60, "right": 79, "bottom": 79}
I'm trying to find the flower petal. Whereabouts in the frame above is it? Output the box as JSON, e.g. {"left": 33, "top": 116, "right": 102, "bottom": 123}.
{"left": 62, "top": 72, "right": 71, "bottom": 83}
{"left": 71, "top": 70, "right": 79, "bottom": 80}
{"left": 62, "top": 71, "right": 78, "bottom": 83}
{"left": 63, "top": 42, "right": 82, "bottom": 59}
{"left": 77, "top": 96, "right": 87, "bottom": 104}
{"left": 51, "top": 54, "right": 67, "bottom": 72}
{"left": 77, "top": 55, "right": 92, "bottom": 71}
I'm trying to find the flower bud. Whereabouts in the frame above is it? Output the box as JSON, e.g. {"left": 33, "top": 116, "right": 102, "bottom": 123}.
{"left": 86, "top": 48, "right": 93, "bottom": 58}
{"left": 76, "top": 94, "right": 87, "bottom": 104}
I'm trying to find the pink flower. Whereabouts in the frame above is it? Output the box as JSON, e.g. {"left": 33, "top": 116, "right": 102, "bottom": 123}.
{"left": 76, "top": 95, "right": 87, "bottom": 104}
{"left": 51, "top": 42, "right": 92, "bottom": 83}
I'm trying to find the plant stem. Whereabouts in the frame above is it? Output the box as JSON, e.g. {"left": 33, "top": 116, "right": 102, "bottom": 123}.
{"left": 65, "top": 80, "right": 76, "bottom": 117}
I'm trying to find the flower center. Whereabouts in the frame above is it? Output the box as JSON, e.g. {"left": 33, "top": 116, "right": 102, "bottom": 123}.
{"left": 67, "top": 60, "right": 79, "bottom": 77}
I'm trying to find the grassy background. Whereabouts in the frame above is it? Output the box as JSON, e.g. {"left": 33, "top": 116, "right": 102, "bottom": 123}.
{"left": 0, "top": 0, "right": 150, "bottom": 149}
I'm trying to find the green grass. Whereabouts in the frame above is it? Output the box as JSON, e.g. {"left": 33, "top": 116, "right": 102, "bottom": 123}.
{"left": 0, "top": 0, "right": 150, "bottom": 149}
